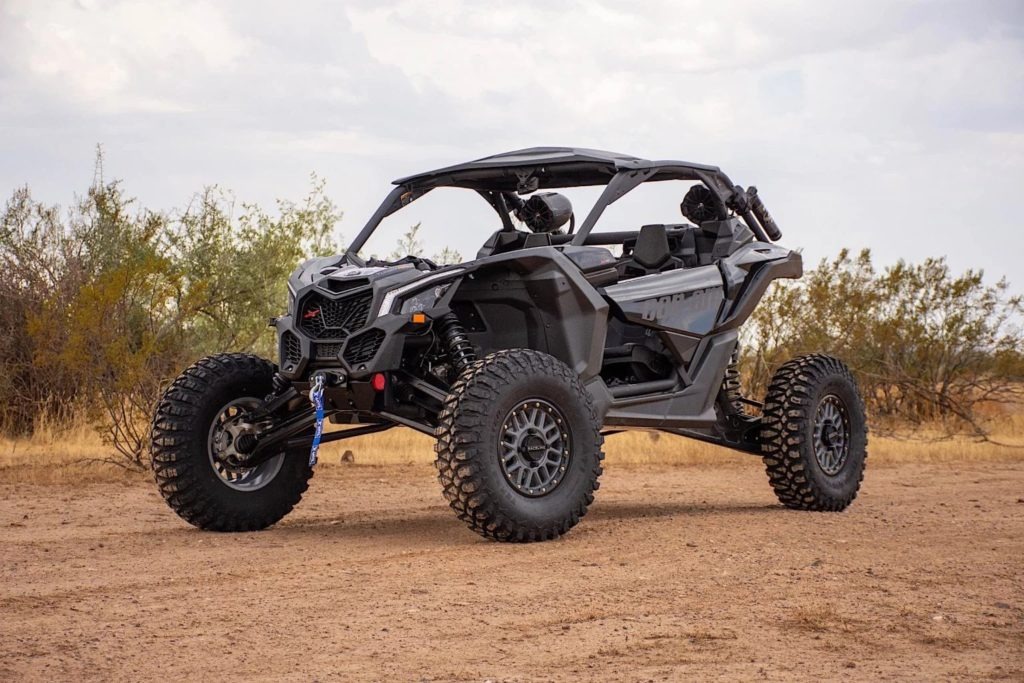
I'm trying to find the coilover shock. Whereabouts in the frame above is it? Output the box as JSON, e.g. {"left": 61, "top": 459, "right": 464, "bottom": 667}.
{"left": 271, "top": 373, "right": 290, "bottom": 394}
{"left": 436, "top": 313, "right": 477, "bottom": 375}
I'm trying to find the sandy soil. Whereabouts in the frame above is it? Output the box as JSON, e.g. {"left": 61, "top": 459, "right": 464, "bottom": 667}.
{"left": 1, "top": 461, "right": 1022, "bottom": 682}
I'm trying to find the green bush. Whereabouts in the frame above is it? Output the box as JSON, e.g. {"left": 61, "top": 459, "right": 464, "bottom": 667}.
{"left": 743, "top": 249, "right": 1024, "bottom": 437}
{"left": 1, "top": 173, "right": 340, "bottom": 465}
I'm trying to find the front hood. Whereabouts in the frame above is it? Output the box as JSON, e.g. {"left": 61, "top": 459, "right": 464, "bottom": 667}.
{"left": 287, "top": 256, "right": 424, "bottom": 296}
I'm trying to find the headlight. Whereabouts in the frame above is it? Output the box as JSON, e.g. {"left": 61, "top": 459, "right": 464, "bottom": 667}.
{"left": 399, "top": 283, "right": 452, "bottom": 314}
{"left": 378, "top": 269, "right": 465, "bottom": 318}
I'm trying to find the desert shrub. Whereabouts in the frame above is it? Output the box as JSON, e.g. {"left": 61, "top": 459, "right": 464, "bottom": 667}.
{"left": 0, "top": 171, "right": 340, "bottom": 465}
{"left": 0, "top": 187, "right": 85, "bottom": 434}
{"left": 743, "top": 249, "right": 1024, "bottom": 438}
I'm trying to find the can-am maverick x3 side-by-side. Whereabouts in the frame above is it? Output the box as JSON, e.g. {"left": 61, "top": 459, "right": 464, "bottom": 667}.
{"left": 151, "top": 147, "right": 867, "bottom": 541}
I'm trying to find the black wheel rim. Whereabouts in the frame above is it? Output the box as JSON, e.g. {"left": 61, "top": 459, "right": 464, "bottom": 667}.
{"left": 813, "top": 394, "right": 850, "bottom": 476}
{"left": 499, "top": 399, "right": 571, "bottom": 497}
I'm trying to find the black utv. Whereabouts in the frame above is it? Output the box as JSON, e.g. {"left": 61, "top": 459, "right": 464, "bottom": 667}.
{"left": 150, "top": 147, "right": 867, "bottom": 542}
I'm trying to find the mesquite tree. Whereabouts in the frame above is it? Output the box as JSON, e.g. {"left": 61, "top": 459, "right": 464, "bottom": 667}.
{"left": 743, "top": 249, "right": 1024, "bottom": 438}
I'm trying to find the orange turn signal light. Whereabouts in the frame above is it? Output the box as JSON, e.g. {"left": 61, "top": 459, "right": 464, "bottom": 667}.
{"left": 411, "top": 312, "right": 428, "bottom": 324}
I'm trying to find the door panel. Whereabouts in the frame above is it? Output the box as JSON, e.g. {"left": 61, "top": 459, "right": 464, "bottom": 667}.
{"left": 603, "top": 267, "right": 725, "bottom": 336}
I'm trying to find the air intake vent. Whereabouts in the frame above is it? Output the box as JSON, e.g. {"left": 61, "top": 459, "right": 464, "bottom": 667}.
{"left": 281, "top": 330, "right": 302, "bottom": 370}
{"left": 314, "top": 342, "right": 343, "bottom": 360}
{"left": 322, "top": 278, "right": 369, "bottom": 294}
{"left": 343, "top": 329, "right": 385, "bottom": 366}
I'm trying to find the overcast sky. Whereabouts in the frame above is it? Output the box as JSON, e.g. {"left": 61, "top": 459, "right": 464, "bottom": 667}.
{"left": 2, "top": 1, "right": 1022, "bottom": 288}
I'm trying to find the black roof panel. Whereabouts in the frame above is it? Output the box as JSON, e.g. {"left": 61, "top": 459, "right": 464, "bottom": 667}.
{"left": 393, "top": 146, "right": 721, "bottom": 190}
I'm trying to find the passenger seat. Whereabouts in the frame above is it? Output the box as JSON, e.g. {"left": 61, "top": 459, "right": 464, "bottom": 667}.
{"left": 620, "top": 224, "right": 683, "bottom": 277}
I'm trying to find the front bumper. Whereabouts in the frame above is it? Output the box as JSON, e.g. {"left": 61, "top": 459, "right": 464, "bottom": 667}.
{"left": 276, "top": 309, "right": 417, "bottom": 382}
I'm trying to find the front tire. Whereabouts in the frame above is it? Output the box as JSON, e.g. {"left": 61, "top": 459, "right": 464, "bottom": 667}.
{"left": 150, "top": 353, "right": 313, "bottom": 531}
{"left": 760, "top": 354, "right": 868, "bottom": 511}
{"left": 435, "top": 349, "right": 605, "bottom": 542}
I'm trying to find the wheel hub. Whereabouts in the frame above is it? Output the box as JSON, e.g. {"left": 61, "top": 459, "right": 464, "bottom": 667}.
{"left": 499, "top": 400, "right": 571, "bottom": 497}
{"left": 520, "top": 434, "right": 548, "bottom": 463}
{"left": 208, "top": 398, "right": 284, "bottom": 491}
{"left": 813, "top": 394, "right": 850, "bottom": 476}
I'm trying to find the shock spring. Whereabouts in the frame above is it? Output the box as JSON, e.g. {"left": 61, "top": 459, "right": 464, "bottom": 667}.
{"left": 271, "top": 373, "right": 290, "bottom": 394}
{"left": 437, "top": 313, "right": 477, "bottom": 374}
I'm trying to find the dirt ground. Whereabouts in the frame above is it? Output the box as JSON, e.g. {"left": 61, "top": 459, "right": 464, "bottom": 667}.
{"left": 1, "top": 461, "right": 1022, "bottom": 682}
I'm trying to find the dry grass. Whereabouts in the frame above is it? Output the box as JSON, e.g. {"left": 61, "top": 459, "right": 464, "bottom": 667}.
{"left": 2, "top": 406, "right": 1022, "bottom": 484}
{"left": 0, "top": 414, "right": 141, "bottom": 485}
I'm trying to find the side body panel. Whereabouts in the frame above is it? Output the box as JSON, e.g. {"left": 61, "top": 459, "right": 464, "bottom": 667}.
{"left": 452, "top": 247, "right": 609, "bottom": 381}
{"left": 596, "top": 243, "right": 802, "bottom": 429}
{"left": 603, "top": 267, "right": 725, "bottom": 336}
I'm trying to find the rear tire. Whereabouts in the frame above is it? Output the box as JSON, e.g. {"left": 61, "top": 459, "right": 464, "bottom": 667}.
{"left": 435, "top": 349, "right": 604, "bottom": 542}
{"left": 760, "top": 354, "right": 867, "bottom": 511}
{"left": 150, "top": 353, "right": 313, "bottom": 531}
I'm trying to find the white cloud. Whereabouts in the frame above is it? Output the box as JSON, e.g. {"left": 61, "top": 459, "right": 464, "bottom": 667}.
{"left": 2, "top": 0, "right": 250, "bottom": 113}
{"left": 0, "top": 0, "right": 1022, "bottom": 287}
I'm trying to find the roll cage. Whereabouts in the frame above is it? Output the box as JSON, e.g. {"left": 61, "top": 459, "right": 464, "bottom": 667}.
{"left": 344, "top": 146, "right": 782, "bottom": 263}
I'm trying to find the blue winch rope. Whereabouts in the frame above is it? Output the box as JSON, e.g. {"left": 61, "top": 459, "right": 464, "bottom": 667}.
{"left": 308, "top": 373, "right": 326, "bottom": 467}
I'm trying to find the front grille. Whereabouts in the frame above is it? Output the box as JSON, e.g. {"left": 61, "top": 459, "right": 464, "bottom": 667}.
{"left": 314, "top": 342, "right": 343, "bottom": 360}
{"left": 299, "top": 291, "right": 373, "bottom": 340}
{"left": 343, "top": 329, "right": 385, "bottom": 365}
{"left": 281, "top": 330, "right": 302, "bottom": 370}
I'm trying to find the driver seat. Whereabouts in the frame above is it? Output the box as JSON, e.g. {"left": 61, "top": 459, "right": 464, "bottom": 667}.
{"left": 476, "top": 229, "right": 527, "bottom": 258}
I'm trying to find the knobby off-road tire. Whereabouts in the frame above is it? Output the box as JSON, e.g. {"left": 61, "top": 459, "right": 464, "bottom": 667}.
{"left": 761, "top": 354, "right": 867, "bottom": 511}
{"left": 150, "top": 353, "right": 313, "bottom": 531}
{"left": 435, "top": 349, "right": 605, "bottom": 542}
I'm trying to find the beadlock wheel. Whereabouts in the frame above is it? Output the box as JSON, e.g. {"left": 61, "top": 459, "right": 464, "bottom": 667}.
{"left": 499, "top": 399, "right": 572, "bottom": 497}
{"left": 150, "top": 353, "right": 313, "bottom": 531}
{"left": 812, "top": 394, "right": 850, "bottom": 476}
{"left": 434, "top": 349, "right": 605, "bottom": 542}
{"left": 760, "top": 354, "right": 868, "bottom": 512}
{"left": 207, "top": 397, "right": 285, "bottom": 491}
